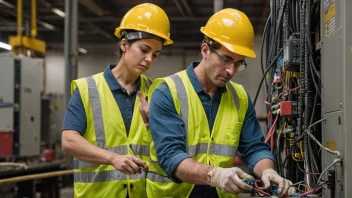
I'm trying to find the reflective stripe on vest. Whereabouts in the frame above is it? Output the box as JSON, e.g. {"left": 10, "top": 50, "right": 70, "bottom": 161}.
{"left": 169, "top": 74, "right": 189, "bottom": 153}
{"left": 87, "top": 76, "right": 106, "bottom": 148}
{"left": 74, "top": 76, "right": 151, "bottom": 181}
{"left": 188, "top": 143, "right": 238, "bottom": 157}
{"left": 74, "top": 169, "right": 145, "bottom": 183}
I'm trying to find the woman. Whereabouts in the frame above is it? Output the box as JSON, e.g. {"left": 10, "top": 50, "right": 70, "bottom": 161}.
{"left": 61, "top": 3, "right": 173, "bottom": 198}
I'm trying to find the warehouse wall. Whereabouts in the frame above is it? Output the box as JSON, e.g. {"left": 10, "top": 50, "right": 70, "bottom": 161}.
{"left": 44, "top": 36, "right": 266, "bottom": 117}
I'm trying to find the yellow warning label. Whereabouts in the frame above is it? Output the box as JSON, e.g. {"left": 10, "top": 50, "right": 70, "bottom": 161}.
{"left": 325, "top": 2, "right": 336, "bottom": 23}
{"left": 326, "top": 141, "right": 336, "bottom": 151}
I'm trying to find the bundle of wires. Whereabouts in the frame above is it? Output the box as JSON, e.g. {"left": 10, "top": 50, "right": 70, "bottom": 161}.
{"left": 254, "top": 0, "right": 326, "bottom": 196}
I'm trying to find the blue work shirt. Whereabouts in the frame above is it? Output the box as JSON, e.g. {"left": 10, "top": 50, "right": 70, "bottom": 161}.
{"left": 62, "top": 64, "right": 140, "bottom": 136}
{"left": 149, "top": 62, "right": 274, "bottom": 195}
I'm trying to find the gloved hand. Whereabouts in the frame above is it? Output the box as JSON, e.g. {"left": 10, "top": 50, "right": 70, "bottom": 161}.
{"left": 261, "top": 168, "right": 296, "bottom": 197}
{"left": 208, "top": 167, "right": 254, "bottom": 195}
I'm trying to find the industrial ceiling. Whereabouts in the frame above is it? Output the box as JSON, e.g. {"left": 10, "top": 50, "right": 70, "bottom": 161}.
{"left": 0, "top": 0, "right": 269, "bottom": 51}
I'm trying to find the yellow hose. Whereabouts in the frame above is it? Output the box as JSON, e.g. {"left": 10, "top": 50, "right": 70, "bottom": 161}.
{"left": 0, "top": 170, "right": 73, "bottom": 184}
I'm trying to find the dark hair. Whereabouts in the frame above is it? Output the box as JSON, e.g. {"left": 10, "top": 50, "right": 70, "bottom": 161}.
{"left": 118, "top": 39, "right": 137, "bottom": 56}
{"left": 116, "top": 30, "right": 138, "bottom": 58}
{"left": 202, "top": 36, "right": 222, "bottom": 50}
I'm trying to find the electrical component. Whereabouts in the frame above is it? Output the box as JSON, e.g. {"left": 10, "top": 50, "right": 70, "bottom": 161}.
{"left": 280, "top": 101, "right": 297, "bottom": 116}
{"left": 283, "top": 36, "right": 300, "bottom": 71}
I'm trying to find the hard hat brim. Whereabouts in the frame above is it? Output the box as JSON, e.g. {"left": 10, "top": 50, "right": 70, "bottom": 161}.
{"left": 115, "top": 28, "right": 173, "bottom": 46}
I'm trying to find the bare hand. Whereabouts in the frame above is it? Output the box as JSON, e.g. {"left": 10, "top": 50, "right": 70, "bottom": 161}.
{"left": 111, "top": 154, "right": 148, "bottom": 175}
{"left": 137, "top": 91, "right": 150, "bottom": 129}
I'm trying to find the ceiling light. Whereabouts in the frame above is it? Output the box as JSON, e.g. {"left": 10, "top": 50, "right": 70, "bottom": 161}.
{"left": 39, "top": 21, "right": 56, "bottom": 30}
{"left": 52, "top": 8, "right": 66, "bottom": 17}
{"left": 0, "top": 0, "right": 15, "bottom": 8}
{"left": 0, "top": 42, "right": 11, "bottom": 50}
{"left": 78, "top": 47, "right": 88, "bottom": 54}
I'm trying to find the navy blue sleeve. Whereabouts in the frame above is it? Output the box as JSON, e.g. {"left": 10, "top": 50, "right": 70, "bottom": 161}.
{"left": 238, "top": 92, "right": 275, "bottom": 174}
{"left": 62, "top": 88, "right": 87, "bottom": 136}
{"left": 149, "top": 83, "right": 191, "bottom": 182}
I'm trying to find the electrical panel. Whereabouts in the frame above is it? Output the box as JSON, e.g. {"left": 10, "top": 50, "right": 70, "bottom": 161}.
{"left": 253, "top": 0, "right": 352, "bottom": 197}
{"left": 0, "top": 54, "right": 43, "bottom": 157}
{"left": 284, "top": 36, "right": 301, "bottom": 71}
{"left": 321, "top": 0, "right": 352, "bottom": 197}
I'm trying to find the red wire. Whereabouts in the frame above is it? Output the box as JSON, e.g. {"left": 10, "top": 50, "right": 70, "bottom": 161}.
{"left": 253, "top": 188, "right": 271, "bottom": 196}
{"left": 299, "top": 185, "right": 323, "bottom": 197}
{"left": 265, "top": 116, "right": 278, "bottom": 143}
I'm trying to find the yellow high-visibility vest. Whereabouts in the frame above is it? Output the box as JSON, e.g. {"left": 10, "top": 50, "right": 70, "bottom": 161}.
{"left": 146, "top": 70, "right": 248, "bottom": 198}
{"left": 71, "top": 73, "right": 152, "bottom": 198}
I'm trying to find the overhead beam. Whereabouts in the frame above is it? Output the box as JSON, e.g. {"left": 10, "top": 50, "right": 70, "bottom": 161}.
{"left": 180, "top": 0, "right": 194, "bottom": 17}
{"left": 0, "top": 26, "right": 51, "bottom": 31}
{"left": 85, "top": 22, "right": 114, "bottom": 40}
{"left": 0, "top": 17, "right": 16, "bottom": 25}
{"left": 0, "top": 0, "right": 15, "bottom": 8}
{"left": 172, "top": 0, "right": 186, "bottom": 16}
{"left": 78, "top": 0, "right": 110, "bottom": 16}
{"left": 77, "top": 16, "right": 262, "bottom": 23}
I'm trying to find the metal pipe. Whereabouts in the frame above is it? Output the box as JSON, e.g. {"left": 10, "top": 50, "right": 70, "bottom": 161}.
{"left": 0, "top": 170, "right": 73, "bottom": 184}
{"left": 64, "top": 0, "right": 78, "bottom": 107}
{"left": 31, "top": 0, "right": 37, "bottom": 37}
{"left": 0, "top": 162, "right": 27, "bottom": 168}
{"left": 17, "top": 0, "right": 22, "bottom": 36}
{"left": 214, "top": 0, "right": 223, "bottom": 13}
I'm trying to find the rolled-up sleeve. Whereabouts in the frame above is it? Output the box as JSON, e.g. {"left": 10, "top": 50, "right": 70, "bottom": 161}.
{"left": 239, "top": 93, "right": 275, "bottom": 174}
{"left": 149, "top": 83, "right": 191, "bottom": 182}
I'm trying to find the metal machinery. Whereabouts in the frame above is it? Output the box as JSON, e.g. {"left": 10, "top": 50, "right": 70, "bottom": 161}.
{"left": 0, "top": 54, "right": 42, "bottom": 157}
{"left": 253, "top": 0, "right": 351, "bottom": 197}
{"left": 321, "top": 0, "right": 352, "bottom": 197}
{"left": 0, "top": 0, "right": 73, "bottom": 197}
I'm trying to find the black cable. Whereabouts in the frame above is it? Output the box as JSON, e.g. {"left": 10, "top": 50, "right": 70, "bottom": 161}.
{"left": 254, "top": 48, "right": 285, "bottom": 106}
{"left": 261, "top": 15, "right": 271, "bottom": 91}
{"left": 309, "top": 59, "right": 321, "bottom": 98}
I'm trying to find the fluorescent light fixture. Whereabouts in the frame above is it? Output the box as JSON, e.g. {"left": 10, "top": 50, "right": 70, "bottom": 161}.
{"left": 52, "top": 8, "right": 66, "bottom": 17}
{"left": 39, "top": 21, "right": 56, "bottom": 30}
{"left": 0, "top": 0, "right": 15, "bottom": 8}
{"left": 78, "top": 47, "right": 88, "bottom": 54}
{"left": 0, "top": 42, "right": 11, "bottom": 50}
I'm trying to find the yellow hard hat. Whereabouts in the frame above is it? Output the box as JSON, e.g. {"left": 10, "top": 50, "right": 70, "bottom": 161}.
{"left": 200, "top": 8, "right": 256, "bottom": 58}
{"left": 114, "top": 3, "right": 173, "bottom": 45}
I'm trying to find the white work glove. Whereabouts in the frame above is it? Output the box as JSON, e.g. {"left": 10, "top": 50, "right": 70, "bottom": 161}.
{"left": 261, "top": 168, "right": 296, "bottom": 197}
{"left": 208, "top": 167, "right": 254, "bottom": 195}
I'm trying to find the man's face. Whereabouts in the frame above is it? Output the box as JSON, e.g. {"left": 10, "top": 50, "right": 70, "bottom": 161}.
{"left": 204, "top": 44, "right": 246, "bottom": 87}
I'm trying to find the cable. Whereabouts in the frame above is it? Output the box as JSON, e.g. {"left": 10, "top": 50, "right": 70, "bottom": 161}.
{"left": 261, "top": 14, "right": 271, "bottom": 94}
{"left": 307, "top": 118, "right": 326, "bottom": 131}
{"left": 311, "top": 158, "right": 342, "bottom": 194}
{"left": 307, "top": 130, "right": 340, "bottom": 157}
{"left": 254, "top": 48, "right": 285, "bottom": 106}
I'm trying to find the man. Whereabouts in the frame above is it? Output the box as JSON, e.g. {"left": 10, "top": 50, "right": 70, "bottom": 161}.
{"left": 145, "top": 8, "right": 295, "bottom": 198}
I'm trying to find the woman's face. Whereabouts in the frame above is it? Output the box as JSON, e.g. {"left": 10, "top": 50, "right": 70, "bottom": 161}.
{"left": 121, "top": 38, "right": 163, "bottom": 75}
